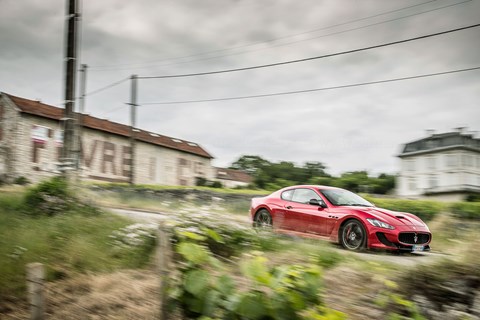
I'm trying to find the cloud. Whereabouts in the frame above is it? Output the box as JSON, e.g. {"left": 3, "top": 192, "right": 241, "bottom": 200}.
{"left": 1, "top": 0, "right": 479, "bottom": 175}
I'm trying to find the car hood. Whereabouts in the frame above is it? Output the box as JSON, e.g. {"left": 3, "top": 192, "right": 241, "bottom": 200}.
{"left": 358, "top": 207, "right": 426, "bottom": 227}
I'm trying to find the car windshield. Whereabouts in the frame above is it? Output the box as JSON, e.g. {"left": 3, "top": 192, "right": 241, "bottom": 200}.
{"left": 320, "top": 189, "right": 373, "bottom": 207}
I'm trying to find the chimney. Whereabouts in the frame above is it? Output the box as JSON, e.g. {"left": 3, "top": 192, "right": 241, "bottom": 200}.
{"left": 425, "top": 129, "right": 435, "bottom": 136}
{"left": 454, "top": 127, "right": 467, "bottom": 135}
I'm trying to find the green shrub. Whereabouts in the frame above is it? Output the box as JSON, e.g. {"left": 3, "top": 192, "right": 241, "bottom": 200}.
{"left": 13, "top": 176, "right": 31, "bottom": 185}
{"left": 450, "top": 202, "right": 480, "bottom": 220}
{"left": 365, "top": 196, "right": 444, "bottom": 222}
{"left": 170, "top": 240, "right": 345, "bottom": 320}
{"left": 465, "top": 193, "right": 480, "bottom": 202}
{"left": 24, "top": 176, "right": 71, "bottom": 216}
{"left": 0, "top": 193, "right": 156, "bottom": 300}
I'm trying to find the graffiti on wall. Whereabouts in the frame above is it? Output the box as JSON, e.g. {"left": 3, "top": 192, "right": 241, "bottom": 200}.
{"left": 83, "top": 140, "right": 132, "bottom": 178}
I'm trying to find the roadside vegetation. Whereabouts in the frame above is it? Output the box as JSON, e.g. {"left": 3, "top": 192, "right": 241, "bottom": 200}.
{"left": 1, "top": 178, "right": 479, "bottom": 319}
{"left": 0, "top": 178, "right": 156, "bottom": 302}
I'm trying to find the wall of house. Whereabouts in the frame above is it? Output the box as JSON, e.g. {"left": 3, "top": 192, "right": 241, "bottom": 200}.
{"left": 0, "top": 104, "right": 213, "bottom": 186}
{"left": 397, "top": 150, "right": 480, "bottom": 199}
{"left": 218, "top": 179, "right": 249, "bottom": 189}
{"left": 0, "top": 96, "right": 27, "bottom": 182}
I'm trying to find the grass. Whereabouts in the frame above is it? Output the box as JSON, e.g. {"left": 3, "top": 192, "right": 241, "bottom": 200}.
{"left": 85, "top": 181, "right": 269, "bottom": 196}
{"left": 0, "top": 190, "right": 155, "bottom": 300}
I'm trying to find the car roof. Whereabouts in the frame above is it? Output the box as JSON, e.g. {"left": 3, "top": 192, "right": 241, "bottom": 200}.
{"left": 279, "top": 185, "right": 342, "bottom": 191}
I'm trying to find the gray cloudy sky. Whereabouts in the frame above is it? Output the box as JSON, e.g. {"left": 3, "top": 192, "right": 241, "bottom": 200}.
{"left": 1, "top": 0, "right": 479, "bottom": 175}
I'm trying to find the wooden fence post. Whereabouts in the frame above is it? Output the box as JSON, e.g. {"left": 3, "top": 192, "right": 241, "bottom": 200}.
{"left": 157, "top": 222, "right": 171, "bottom": 320}
{"left": 27, "top": 262, "right": 45, "bottom": 320}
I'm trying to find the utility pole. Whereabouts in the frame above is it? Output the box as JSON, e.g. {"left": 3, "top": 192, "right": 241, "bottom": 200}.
{"left": 129, "top": 75, "right": 138, "bottom": 185}
{"left": 61, "top": 0, "right": 79, "bottom": 175}
{"left": 76, "top": 63, "right": 87, "bottom": 172}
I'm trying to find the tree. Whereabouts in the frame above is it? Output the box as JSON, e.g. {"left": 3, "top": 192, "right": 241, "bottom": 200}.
{"left": 229, "top": 155, "right": 271, "bottom": 174}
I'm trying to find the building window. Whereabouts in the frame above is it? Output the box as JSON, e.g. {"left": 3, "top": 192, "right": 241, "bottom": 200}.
{"left": 446, "top": 154, "right": 457, "bottom": 168}
{"left": 32, "top": 141, "right": 45, "bottom": 163}
{"left": 408, "top": 177, "right": 416, "bottom": 191}
{"left": 428, "top": 175, "right": 438, "bottom": 189}
{"left": 405, "top": 160, "right": 415, "bottom": 172}
{"left": 178, "top": 158, "right": 189, "bottom": 166}
{"left": 462, "top": 154, "right": 473, "bottom": 168}
{"left": 427, "top": 157, "right": 436, "bottom": 170}
{"left": 194, "top": 162, "right": 204, "bottom": 175}
{"left": 149, "top": 157, "right": 156, "bottom": 181}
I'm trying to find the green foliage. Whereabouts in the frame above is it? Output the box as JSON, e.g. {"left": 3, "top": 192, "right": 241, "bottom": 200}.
{"left": 24, "top": 176, "right": 71, "bottom": 216}
{"left": 13, "top": 176, "right": 31, "bottom": 185}
{"left": 364, "top": 196, "right": 444, "bottom": 222}
{"left": 450, "top": 202, "right": 480, "bottom": 220}
{"left": 312, "top": 249, "right": 344, "bottom": 269}
{"left": 172, "top": 210, "right": 282, "bottom": 258}
{"left": 465, "top": 193, "right": 480, "bottom": 202}
{"left": 195, "top": 177, "right": 223, "bottom": 188}
{"left": 0, "top": 191, "right": 156, "bottom": 300}
{"left": 229, "top": 155, "right": 395, "bottom": 194}
{"left": 374, "top": 279, "right": 426, "bottom": 320}
{"left": 171, "top": 239, "right": 345, "bottom": 320}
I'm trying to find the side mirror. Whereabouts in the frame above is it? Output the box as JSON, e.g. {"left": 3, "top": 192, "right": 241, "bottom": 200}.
{"left": 309, "top": 199, "right": 327, "bottom": 208}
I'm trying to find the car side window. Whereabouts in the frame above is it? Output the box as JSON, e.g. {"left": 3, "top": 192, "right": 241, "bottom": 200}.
{"left": 281, "top": 189, "right": 294, "bottom": 201}
{"left": 291, "top": 188, "right": 321, "bottom": 204}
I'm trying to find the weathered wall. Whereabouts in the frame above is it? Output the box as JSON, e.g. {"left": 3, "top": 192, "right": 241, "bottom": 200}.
{"left": 0, "top": 95, "right": 22, "bottom": 182}
{"left": 0, "top": 100, "right": 213, "bottom": 185}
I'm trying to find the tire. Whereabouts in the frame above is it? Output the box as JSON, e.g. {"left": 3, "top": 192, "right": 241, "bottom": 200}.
{"left": 253, "top": 209, "right": 273, "bottom": 229}
{"left": 340, "top": 219, "right": 366, "bottom": 251}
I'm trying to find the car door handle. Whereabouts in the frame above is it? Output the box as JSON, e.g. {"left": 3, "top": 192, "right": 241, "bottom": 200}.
{"left": 286, "top": 206, "right": 293, "bottom": 209}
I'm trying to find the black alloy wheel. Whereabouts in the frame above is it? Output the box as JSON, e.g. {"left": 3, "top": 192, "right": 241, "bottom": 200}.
{"left": 254, "top": 209, "right": 272, "bottom": 229}
{"left": 341, "top": 220, "right": 366, "bottom": 251}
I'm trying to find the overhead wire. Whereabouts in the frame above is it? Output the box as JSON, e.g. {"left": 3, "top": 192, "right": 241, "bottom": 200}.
{"left": 140, "top": 66, "right": 480, "bottom": 105}
{"left": 84, "top": 77, "right": 130, "bottom": 97}
{"left": 90, "top": 0, "right": 470, "bottom": 72}
{"left": 138, "top": 23, "right": 480, "bottom": 79}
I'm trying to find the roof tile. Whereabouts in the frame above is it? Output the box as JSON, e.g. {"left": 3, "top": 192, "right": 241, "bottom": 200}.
{"left": 6, "top": 93, "right": 213, "bottom": 159}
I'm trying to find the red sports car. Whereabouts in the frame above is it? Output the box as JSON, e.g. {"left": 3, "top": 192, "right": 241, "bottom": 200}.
{"left": 250, "top": 185, "right": 431, "bottom": 252}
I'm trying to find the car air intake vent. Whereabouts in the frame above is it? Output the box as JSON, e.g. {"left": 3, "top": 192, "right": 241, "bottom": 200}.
{"left": 395, "top": 216, "right": 405, "bottom": 219}
{"left": 399, "top": 232, "right": 430, "bottom": 245}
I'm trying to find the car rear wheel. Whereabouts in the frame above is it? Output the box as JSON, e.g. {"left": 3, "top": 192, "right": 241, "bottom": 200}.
{"left": 340, "top": 220, "right": 366, "bottom": 251}
{"left": 254, "top": 209, "right": 272, "bottom": 229}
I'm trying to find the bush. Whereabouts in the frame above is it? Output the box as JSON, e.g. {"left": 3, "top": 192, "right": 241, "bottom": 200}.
{"left": 170, "top": 240, "right": 345, "bottom": 320}
{"left": 24, "top": 176, "right": 71, "bottom": 216}
{"left": 450, "top": 202, "right": 480, "bottom": 220}
{"left": 13, "top": 176, "right": 31, "bottom": 185}
{"left": 0, "top": 191, "right": 157, "bottom": 300}
{"left": 465, "top": 193, "right": 480, "bottom": 202}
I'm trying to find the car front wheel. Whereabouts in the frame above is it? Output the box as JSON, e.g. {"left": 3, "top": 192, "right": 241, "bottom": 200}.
{"left": 340, "top": 220, "right": 366, "bottom": 251}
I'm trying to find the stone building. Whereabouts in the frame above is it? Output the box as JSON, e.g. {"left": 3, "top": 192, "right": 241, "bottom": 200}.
{"left": 0, "top": 92, "right": 214, "bottom": 185}
{"left": 397, "top": 129, "right": 480, "bottom": 201}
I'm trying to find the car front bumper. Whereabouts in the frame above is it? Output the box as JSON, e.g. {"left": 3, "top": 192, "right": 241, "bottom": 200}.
{"left": 367, "top": 225, "right": 432, "bottom": 251}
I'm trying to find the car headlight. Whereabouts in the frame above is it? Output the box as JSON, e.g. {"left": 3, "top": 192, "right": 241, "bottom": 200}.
{"left": 366, "top": 218, "right": 395, "bottom": 230}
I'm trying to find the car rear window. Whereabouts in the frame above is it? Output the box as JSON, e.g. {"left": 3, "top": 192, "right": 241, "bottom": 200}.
{"left": 281, "top": 189, "right": 294, "bottom": 201}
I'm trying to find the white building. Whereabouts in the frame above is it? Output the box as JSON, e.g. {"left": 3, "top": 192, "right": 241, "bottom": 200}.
{"left": 214, "top": 167, "right": 253, "bottom": 188}
{"left": 0, "top": 92, "right": 215, "bottom": 185}
{"left": 397, "top": 129, "right": 480, "bottom": 201}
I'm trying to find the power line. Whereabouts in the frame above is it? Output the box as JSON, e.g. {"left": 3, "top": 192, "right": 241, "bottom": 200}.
{"left": 85, "top": 77, "right": 130, "bottom": 97}
{"left": 91, "top": 0, "right": 469, "bottom": 72}
{"left": 140, "top": 66, "right": 480, "bottom": 105}
{"left": 138, "top": 23, "right": 480, "bottom": 80}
